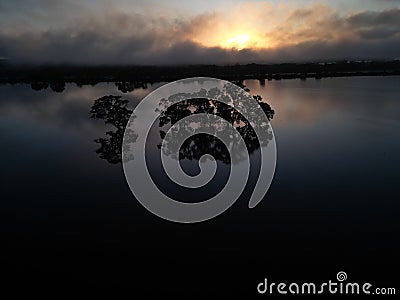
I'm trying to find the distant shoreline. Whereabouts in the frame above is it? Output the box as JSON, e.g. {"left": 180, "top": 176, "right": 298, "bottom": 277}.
{"left": 1, "top": 61, "right": 399, "bottom": 86}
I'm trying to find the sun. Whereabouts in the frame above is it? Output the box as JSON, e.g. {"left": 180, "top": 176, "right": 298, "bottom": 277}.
{"left": 224, "top": 34, "right": 251, "bottom": 50}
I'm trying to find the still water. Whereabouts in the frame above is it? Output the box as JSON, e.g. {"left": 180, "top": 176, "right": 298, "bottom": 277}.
{"left": 0, "top": 77, "right": 399, "bottom": 294}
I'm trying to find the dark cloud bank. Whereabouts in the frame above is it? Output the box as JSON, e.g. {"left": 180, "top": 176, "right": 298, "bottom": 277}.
{"left": 0, "top": 8, "right": 399, "bottom": 65}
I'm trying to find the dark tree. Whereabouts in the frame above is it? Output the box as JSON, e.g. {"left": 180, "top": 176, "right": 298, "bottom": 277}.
{"left": 90, "top": 95, "right": 137, "bottom": 164}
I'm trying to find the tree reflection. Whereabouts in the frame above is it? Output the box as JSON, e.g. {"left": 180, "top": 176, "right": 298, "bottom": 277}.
{"left": 157, "top": 93, "right": 274, "bottom": 164}
{"left": 115, "top": 81, "right": 148, "bottom": 93}
{"left": 90, "top": 95, "right": 137, "bottom": 164}
{"left": 30, "top": 82, "right": 65, "bottom": 92}
{"left": 90, "top": 84, "right": 274, "bottom": 165}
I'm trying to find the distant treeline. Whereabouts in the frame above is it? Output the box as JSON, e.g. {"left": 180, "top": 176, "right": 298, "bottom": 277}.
{"left": 1, "top": 61, "right": 399, "bottom": 88}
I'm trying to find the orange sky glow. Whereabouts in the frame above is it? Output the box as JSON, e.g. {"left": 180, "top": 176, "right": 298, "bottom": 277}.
{"left": 1, "top": 0, "right": 399, "bottom": 64}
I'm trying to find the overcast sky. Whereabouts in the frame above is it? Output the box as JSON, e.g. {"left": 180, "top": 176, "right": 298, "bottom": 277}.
{"left": 0, "top": 0, "right": 399, "bottom": 64}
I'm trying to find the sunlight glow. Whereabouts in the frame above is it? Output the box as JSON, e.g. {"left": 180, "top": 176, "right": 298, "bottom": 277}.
{"left": 223, "top": 34, "right": 251, "bottom": 50}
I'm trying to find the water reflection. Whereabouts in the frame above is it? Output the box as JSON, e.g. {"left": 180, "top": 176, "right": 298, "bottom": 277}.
{"left": 29, "top": 80, "right": 149, "bottom": 94}
{"left": 1, "top": 77, "right": 399, "bottom": 287}
{"left": 90, "top": 95, "right": 137, "bottom": 164}
{"left": 90, "top": 84, "right": 274, "bottom": 164}
{"left": 157, "top": 97, "right": 274, "bottom": 164}
{"left": 115, "top": 81, "right": 148, "bottom": 93}
{"left": 31, "top": 82, "right": 66, "bottom": 93}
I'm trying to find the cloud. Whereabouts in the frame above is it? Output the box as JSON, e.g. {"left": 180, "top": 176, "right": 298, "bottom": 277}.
{"left": 358, "top": 27, "right": 399, "bottom": 40}
{"left": 0, "top": 4, "right": 399, "bottom": 64}
{"left": 346, "top": 8, "right": 400, "bottom": 42}
{"left": 347, "top": 8, "right": 400, "bottom": 27}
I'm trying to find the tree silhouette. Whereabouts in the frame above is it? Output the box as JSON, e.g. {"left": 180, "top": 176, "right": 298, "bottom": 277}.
{"left": 90, "top": 95, "right": 137, "bottom": 164}
{"left": 115, "top": 81, "right": 148, "bottom": 93}
{"left": 157, "top": 94, "right": 274, "bottom": 164}
{"left": 90, "top": 83, "right": 274, "bottom": 165}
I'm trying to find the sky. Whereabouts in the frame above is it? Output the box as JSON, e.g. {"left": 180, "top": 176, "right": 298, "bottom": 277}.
{"left": 0, "top": 0, "right": 399, "bottom": 65}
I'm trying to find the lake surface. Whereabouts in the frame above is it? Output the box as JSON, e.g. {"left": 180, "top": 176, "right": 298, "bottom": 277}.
{"left": 1, "top": 77, "right": 399, "bottom": 295}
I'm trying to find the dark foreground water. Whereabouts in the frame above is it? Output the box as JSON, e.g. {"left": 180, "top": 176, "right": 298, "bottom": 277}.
{"left": 0, "top": 77, "right": 399, "bottom": 295}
